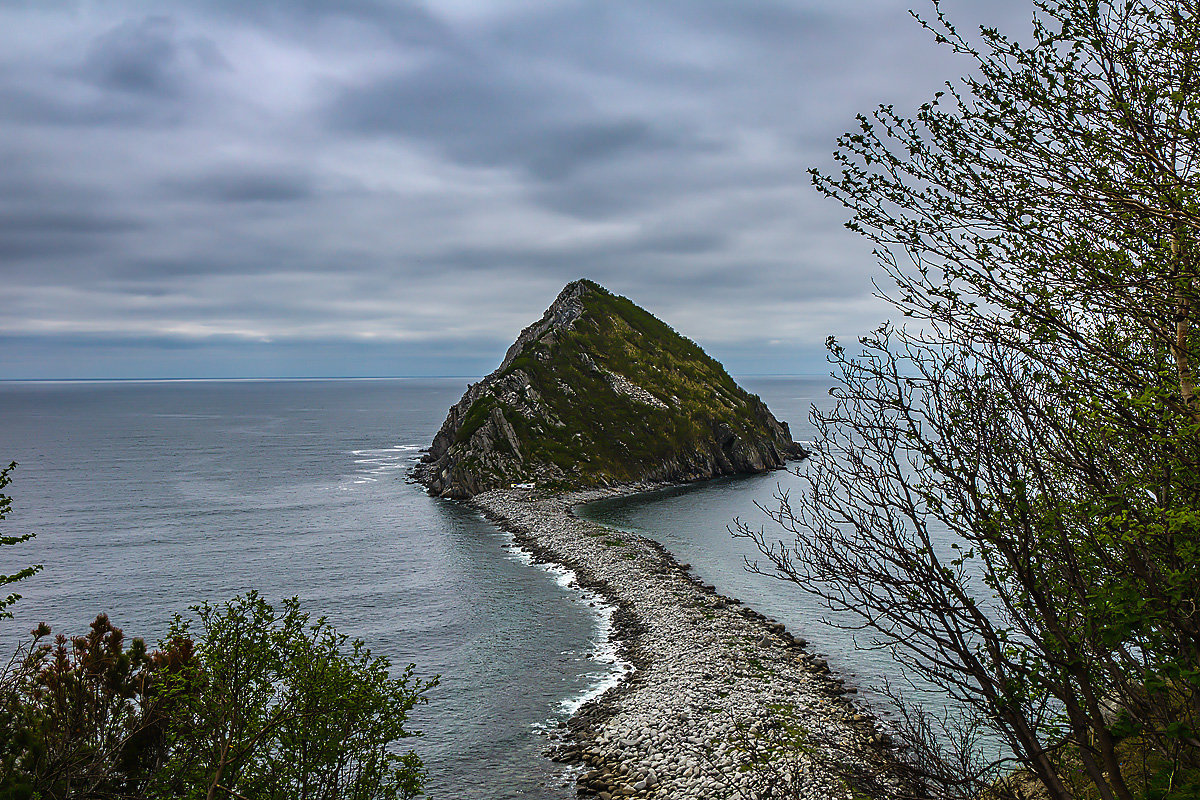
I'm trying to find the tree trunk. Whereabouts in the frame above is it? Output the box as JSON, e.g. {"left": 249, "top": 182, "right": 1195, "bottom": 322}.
{"left": 1170, "top": 233, "right": 1200, "bottom": 421}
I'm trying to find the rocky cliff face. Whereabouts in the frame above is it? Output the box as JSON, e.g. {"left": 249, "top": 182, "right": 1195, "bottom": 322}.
{"left": 413, "top": 279, "right": 805, "bottom": 498}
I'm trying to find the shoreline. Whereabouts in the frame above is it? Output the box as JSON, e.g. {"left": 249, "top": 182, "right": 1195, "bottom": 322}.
{"left": 471, "top": 482, "right": 910, "bottom": 800}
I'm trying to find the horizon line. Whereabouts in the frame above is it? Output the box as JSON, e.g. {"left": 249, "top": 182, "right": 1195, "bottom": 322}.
{"left": 0, "top": 373, "right": 831, "bottom": 384}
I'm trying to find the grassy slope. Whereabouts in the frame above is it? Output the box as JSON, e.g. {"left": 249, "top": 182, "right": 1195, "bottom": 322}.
{"left": 454, "top": 281, "right": 776, "bottom": 487}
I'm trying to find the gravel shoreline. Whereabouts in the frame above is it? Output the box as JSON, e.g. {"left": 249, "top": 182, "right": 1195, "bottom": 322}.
{"left": 471, "top": 483, "right": 912, "bottom": 800}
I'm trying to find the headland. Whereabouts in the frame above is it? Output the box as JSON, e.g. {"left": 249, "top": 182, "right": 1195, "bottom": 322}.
{"left": 414, "top": 280, "right": 909, "bottom": 797}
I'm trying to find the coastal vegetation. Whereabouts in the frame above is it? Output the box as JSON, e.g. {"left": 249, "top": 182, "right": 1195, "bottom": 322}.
{"left": 416, "top": 279, "right": 802, "bottom": 497}
{"left": 0, "top": 463, "right": 40, "bottom": 622}
{"left": 0, "top": 467, "right": 435, "bottom": 800}
{"left": 491, "top": 284, "right": 765, "bottom": 478}
{"left": 0, "top": 593, "right": 435, "bottom": 800}
{"left": 739, "top": 1, "right": 1200, "bottom": 799}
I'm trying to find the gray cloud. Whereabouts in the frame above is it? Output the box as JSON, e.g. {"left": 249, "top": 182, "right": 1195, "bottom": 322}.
{"left": 83, "top": 16, "right": 214, "bottom": 96}
{"left": 0, "top": 0, "right": 1036, "bottom": 378}
{"left": 163, "top": 170, "right": 315, "bottom": 203}
{"left": 524, "top": 121, "right": 670, "bottom": 181}
{"left": 0, "top": 13, "right": 230, "bottom": 130}
{"left": 329, "top": 60, "right": 696, "bottom": 187}
{"left": 202, "top": 0, "right": 453, "bottom": 50}
{"left": 0, "top": 208, "right": 142, "bottom": 260}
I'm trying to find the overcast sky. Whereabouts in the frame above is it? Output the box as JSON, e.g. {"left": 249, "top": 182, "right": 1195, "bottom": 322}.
{"left": 0, "top": 0, "right": 1031, "bottom": 379}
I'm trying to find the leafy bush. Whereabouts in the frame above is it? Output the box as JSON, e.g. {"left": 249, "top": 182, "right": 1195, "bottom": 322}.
{"left": 0, "top": 462, "right": 40, "bottom": 621}
{"left": 0, "top": 593, "right": 436, "bottom": 800}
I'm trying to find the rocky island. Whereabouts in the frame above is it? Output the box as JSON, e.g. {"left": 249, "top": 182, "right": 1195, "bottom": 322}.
{"left": 413, "top": 279, "right": 804, "bottom": 498}
{"left": 414, "top": 281, "right": 905, "bottom": 799}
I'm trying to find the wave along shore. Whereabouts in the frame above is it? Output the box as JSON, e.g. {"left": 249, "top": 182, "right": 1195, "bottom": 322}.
{"left": 472, "top": 484, "right": 910, "bottom": 800}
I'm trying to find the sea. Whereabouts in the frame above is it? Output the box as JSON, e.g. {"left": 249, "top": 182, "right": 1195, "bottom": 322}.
{"left": 0, "top": 376, "right": 908, "bottom": 799}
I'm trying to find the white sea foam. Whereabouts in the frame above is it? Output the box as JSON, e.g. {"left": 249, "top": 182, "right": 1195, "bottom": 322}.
{"left": 501, "top": 541, "right": 535, "bottom": 566}
{"left": 546, "top": 563, "right": 577, "bottom": 589}
{"left": 346, "top": 443, "right": 423, "bottom": 485}
{"left": 537, "top": 558, "right": 632, "bottom": 716}
{"left": 560, "top": 598, "right": 633, "bottom": 716}
{"left": 490, "top": 526, "right": 631, "bottom": 722}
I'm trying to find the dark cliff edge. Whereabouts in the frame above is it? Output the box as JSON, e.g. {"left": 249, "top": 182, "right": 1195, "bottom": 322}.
{"left": 413, "top": 279, "right": 806, "bottom": 499}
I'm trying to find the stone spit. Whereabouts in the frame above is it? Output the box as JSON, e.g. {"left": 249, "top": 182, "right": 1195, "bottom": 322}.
{"left": 472, "top": 485, "right": 913, "bottom": 800}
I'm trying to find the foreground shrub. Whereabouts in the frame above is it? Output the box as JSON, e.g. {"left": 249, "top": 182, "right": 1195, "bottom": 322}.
{"left": 0, "top": 593, "right": 436, "bottom": 800}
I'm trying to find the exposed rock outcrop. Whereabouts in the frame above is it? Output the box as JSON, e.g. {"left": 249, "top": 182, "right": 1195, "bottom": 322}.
{"left": 413, "top": 279, "right": 805, "bottom": 498}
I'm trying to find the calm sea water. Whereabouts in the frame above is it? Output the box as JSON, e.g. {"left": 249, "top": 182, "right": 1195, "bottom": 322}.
{"left": 0, "top": 378, "right": 615, "bottom": 799}
{"left": 581, "top": 376, "right": 985, "bottom": 729}
{"left": 578, "top": 377, "right": 900, "bottom": 696}
{"left": 0, "top": 376, "right": 927, "bottom": 797}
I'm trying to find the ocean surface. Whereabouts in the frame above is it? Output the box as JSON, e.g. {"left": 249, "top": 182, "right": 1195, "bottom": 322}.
{"left": 577, "top": 379, "right": 888, "bottom": 692}
{"left": 0, "top": 375, "right": 910, "bottom": 798}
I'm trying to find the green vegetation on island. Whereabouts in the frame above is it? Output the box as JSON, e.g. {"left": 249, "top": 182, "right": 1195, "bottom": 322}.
{"left": 415, "top": 279, "right": 803, "bottom": 498}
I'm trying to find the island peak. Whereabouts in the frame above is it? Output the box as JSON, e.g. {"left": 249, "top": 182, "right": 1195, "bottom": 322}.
{"left": 414, "top": 280, "right": 804, "bottom": 498}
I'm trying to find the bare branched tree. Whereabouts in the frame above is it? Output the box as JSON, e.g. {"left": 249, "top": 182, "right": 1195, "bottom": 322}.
{"left": 737, "top": 2, "right": 1200, "bottom": 798}
{"left": 0, "top": 462, "right": 40, "bottom": 621}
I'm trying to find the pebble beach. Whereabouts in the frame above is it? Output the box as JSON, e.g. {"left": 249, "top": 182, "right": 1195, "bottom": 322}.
{"left": 473, "top": 484, "right": 911, "bottom": 800}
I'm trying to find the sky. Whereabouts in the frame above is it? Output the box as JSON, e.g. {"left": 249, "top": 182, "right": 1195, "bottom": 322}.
{"left": 0, "top": 0, "right": 1032, "bottom": 380}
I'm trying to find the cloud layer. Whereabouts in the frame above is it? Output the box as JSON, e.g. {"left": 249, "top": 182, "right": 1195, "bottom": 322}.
{"left": 0, "top": 0, "right": 1029, "bottom": 378}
